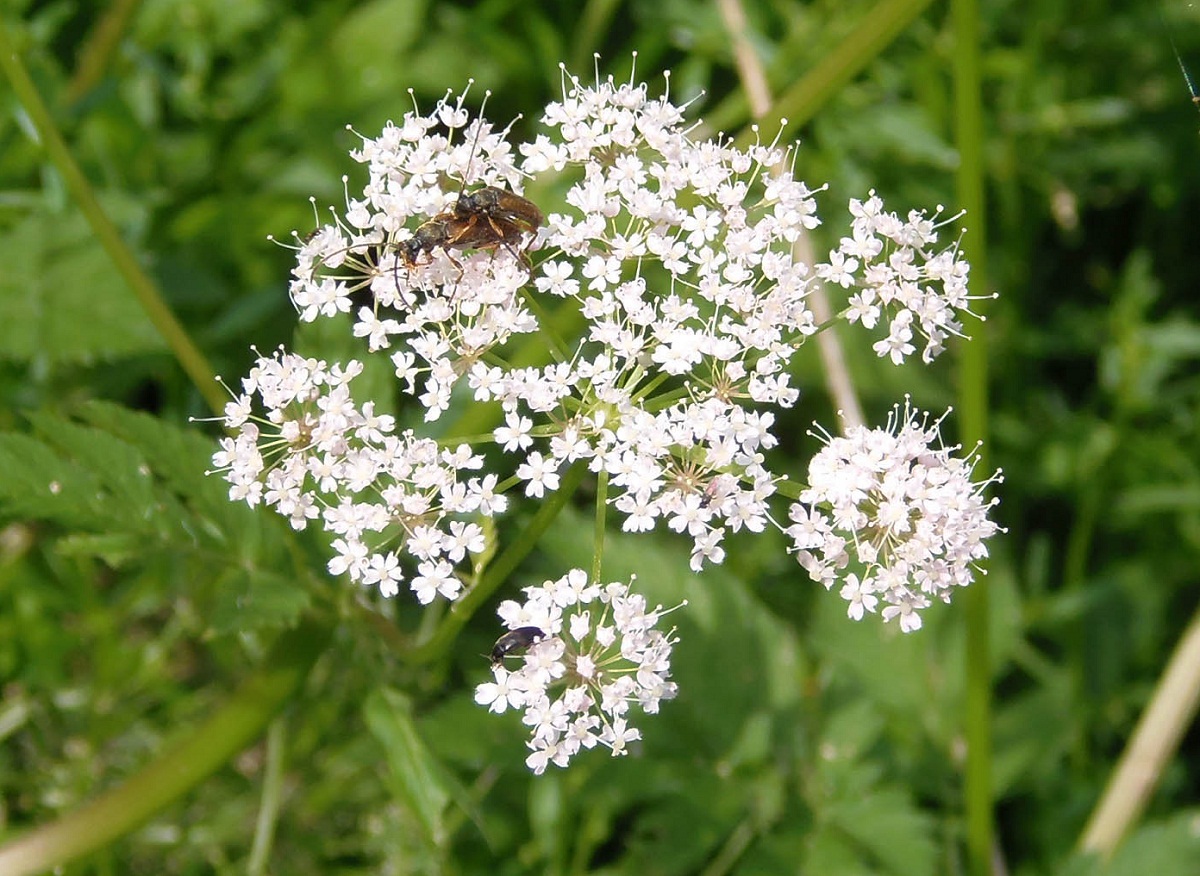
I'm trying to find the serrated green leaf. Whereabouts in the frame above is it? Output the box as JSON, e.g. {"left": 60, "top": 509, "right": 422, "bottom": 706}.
{"left": 0, "top": 433, "right": 109, "bottom": 528}
{"left": 825, "top": 787, "right": 938, "bottom": 876}
{"left": 28, "top": 411, "right": 159, "bottom": 527}
{"left": 0, "top": 209, "right": 162, "bottom": 364}
{"left": 76, "top": 400, "right": 244, "bottom": 531}
{"left": 0, "top": 406, "right": 309, "bottom": 633}
{"left": 83, "top": 403, "right": 314, "bottom": 634}
{"left": 208, "top": 566, "right": 311, "bottom": 635}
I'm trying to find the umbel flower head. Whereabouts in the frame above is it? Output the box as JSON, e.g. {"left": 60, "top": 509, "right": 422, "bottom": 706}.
{"left": 785, "top": 400, "right": 1003, "bottom": 631}
{"left": 211, "top": 349, "right": 503, "bottom": 602}
{"left": 283, "top": 68, "right": 978, "bottom": 574}
{"left": 208, "top": 61, "right": 1003, "bottom": 774}
{"left": 474, "top": 570, "right": 681, "bottom": 774}
{"left": 213, "top": 64, "right": 998, "bottom": 628}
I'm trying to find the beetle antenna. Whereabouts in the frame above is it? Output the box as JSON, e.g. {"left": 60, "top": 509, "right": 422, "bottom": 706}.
{"left": 459, "top": 90, "right": 492, "bottom": 196}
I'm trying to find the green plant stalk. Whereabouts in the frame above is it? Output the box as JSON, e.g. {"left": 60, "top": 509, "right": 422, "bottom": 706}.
{"left": 0, "top": 619, "right": 330, "bottom": 876}
{"left": 247, "top": 718, "right": 288, "bottom": 876}
{"left": 443, "top": 296, "right": 585, "bottom": 443}
{"left": 592, "top": 469, "right": 608, "bottom": 583}
{"left": 65, "top": 0, "right": 141, "bottom": 103}
{"left": 1063, "top": 478, "right": 1103, "bottom": 747}
{"left": 951, "top": 0, "right": 993, "bottom": 873}
{"left": 0, "top": 18, "right": 225, "bottom": 416}
{"left": 407, "top": 460, "right": 588, "bottom": 663}
{"left": 570, "top": 0, "right": 622, "bottom": 74}
{"left": 519, "top": 287, "right": 570, "bottom": 361}
{"left": 719, "top": 0, "right": 935, "bottom": 145}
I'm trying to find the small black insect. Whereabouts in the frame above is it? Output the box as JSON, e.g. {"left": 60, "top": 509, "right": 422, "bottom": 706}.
{"left": 489, "top": 626, "right": 546, "bottom": 665}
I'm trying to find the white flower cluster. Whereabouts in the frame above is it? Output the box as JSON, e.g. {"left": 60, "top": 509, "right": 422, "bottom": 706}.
{"left": 474, "top": 570, "right": 680, "bottom": 774}
{"left": 292, "top": 101, "right": 538, "bottom": 421}
{"left": 211, "top": 65, "right": 1002, "bottom": 773}
{"left": 278, "top": 69, "right": 982, "bottom": 578}
{"left": 216, "top": 67, "right": 998, "bottom": 633}
{"left": 822, "top": 193, "right": 973, "bottom": 365}
{"left": 785, "top": 401, "right": 1002, "bottom": 631}
{"left": 210, "top": 349, "right": 505, "bottom": 602}
{"left": 476, "top": 75, "right": 819, "bottom": 572}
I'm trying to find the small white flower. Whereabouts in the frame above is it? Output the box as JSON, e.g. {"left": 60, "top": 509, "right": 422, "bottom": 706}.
{"left": 495, "top": 412, "right": 534, "bottom": 452}
{"left": 475, "top": 668, "right": 529, "bottom": 714}
{"left": 516, "top": 451, "right": 560, "bottom": 498}
{"left": 411, "top": 559, "right": 462, "bottom": 604}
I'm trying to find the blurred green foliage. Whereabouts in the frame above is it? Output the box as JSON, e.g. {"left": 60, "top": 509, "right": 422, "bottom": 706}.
{"left": 1, "top": 0, "right": 1200, "bottom": 873}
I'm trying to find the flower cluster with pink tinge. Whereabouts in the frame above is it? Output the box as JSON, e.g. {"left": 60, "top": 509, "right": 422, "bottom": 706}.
{"left": 785, "top": 401, "right": 1002, "bottom": 631}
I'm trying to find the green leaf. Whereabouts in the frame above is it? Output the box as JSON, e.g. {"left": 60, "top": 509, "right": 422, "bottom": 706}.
{"left": 0, "top": 432, "right": 109, "bottom": 529}
{"left": 0, "top": 209, "right": 162, "bottom": 364}
{"left": 1099, "top": 812, "right": 1200, "bottom": 876}
{"left": 57, "top": 532, "right": 144, "bottom": 566}
{"left": 28, "top": 410, "right": 162, "bottom": 526}
{"left": 363, "top": 687, "right": 454, "bottom": 850}
{"left": 76, "top": 400, "right": 251, "bottom": 534}
{"left": 0, "top": 403, "right": 309, "bottom": 633}
{"left": 207, "top": 566, "right": 313, "bottom": 635}
{"left": 823, "top": 786, "right": 938, "bottom": 876}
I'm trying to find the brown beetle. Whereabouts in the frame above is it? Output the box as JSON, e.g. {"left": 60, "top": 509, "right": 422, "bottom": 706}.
{"left": 450, "top": 184, "right": 544, "bottom": 271}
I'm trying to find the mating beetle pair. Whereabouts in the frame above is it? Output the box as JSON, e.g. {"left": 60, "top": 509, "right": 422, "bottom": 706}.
{"left": 397, "top": 184, "right": 543, "bottom": 278}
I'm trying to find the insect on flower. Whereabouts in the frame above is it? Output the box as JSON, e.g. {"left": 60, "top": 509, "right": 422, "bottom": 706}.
{"left": 489, "top": 626, "right": 546, "bottom": 665}
{"left": 293, "top": 114, "right": 544, "bottom": 316}
{"left": 391, "top": 124, "right": 544, "bottom": 285}
{"left": 449, "top": 183, "right": 544, "bottom": 272}
{"left": 698, "top": 474, "right": 734, "bottom": 510}
{"left": 392, "top": 188, "right": 542, "bottom": 279}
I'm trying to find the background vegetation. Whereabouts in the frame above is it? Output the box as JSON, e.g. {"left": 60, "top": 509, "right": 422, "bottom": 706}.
{"left": 1, "top": 0, "right": 1199, "bottom": 873}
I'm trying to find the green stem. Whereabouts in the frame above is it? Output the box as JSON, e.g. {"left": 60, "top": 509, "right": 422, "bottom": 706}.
{"left": 247, "top": 718, "right": 287, "bottom": 876}
{"left": 65, "top": 0, "right": 142, "bottom": 103}
{"left": 951, "top": 0, "right": 993, "bottom": 872}
{"left": 592, "top": 469, "right": 609, "bottom": 583}
{"left": 630, "top": 370, "right": 673, "bottom": 404}
{"left": 407, "top": 461, "right": 588, "bottom": 663}
{"left": 0, "top": 18, "right": 226, "bottom": 416}
{"left": 0, "top": 618, "right": 330, "bottom": 876}
{"left": 520, "top": 286, "right": 570, "bottom": 361}
{"left": 570, "top": 0, "right": 622, "bottom": 73}
{"left": 720, "top": 0, "right": 935, "bottom": 145}
{"left": 443, "top": 297, "right": 584, "bottom": 443}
